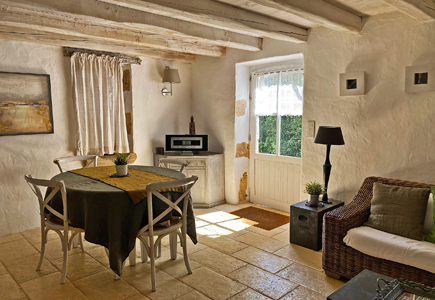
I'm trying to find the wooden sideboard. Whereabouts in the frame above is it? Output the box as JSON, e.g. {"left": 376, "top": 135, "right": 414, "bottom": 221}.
{"left": 154, "top": 152, "right": 225, "bottom": 208}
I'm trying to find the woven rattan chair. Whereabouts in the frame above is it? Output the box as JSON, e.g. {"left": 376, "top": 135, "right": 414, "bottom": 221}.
{"left": 323, "top": 176, "right": 435, "bottom": 287}
{"left": 25, "top": 175, "right": 84, "bottom": 284}
{"left": 53, "top": 155, "right": 98, "bottom": 173}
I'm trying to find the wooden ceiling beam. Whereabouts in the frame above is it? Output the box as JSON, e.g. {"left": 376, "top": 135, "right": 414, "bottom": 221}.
{"left": 97, "top": 0, "right": 308, "bottom": 43}
{"left": 0, "top": 25, "right": 196, "bottom": 63}
{"left": 0, "top": 2, "right": 226, "bottom": 57}
{"left": 217, "top": 0, "right": 362, "bottom": 33}
{"left": 381, "top": 0, "right": 435, "bottom": 22}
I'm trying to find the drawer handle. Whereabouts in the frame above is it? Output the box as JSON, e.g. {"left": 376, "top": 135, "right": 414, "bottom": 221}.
{"left": 298, "top": 215, "right": 308, "bottom": 222}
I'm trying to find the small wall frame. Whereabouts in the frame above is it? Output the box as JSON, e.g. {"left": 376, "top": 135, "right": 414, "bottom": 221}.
{"left": 405, "top": 64, "right": 435, "bottom": 93}
{"left": 339, "top": 71, "right": 366, "bottom": 96}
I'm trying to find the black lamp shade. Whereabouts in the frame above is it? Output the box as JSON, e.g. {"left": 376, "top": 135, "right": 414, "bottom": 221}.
{"left": 314, "top": 126, "right": 344, "bottom": 145}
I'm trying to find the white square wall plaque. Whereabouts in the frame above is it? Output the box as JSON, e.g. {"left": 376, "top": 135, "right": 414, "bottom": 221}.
{"left": 339, "top": 71, "right": 366, "bottom": 96}
{"left": 405, "top": 64, "right": 435, "bottom": 93}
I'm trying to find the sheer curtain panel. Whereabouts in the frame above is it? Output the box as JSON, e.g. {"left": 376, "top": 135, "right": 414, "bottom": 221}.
{"left": 71, "top": 53, "right": 129, "bottom": 155}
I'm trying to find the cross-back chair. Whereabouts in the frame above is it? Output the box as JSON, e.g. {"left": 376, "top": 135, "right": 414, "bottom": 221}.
{"left": 24, "top": 175, "right": 84, "bottom": 284}
{"left": 136, "top": 175, "right": 198, "bottom": 292}
{"left": 53, "top": 155, "right": 98, "bottom": 173}
{"left": 158, "top": 158, "right": 188, "bottom": 173}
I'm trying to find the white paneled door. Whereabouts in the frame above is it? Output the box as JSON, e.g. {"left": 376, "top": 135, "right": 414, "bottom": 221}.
{"left": 249, "top": 65, "right": 303, "bottom": 212}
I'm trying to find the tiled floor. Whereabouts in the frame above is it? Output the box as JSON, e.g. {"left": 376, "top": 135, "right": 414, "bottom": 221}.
{"left": 0, "top": 203, "right": 344, "bottom": 300}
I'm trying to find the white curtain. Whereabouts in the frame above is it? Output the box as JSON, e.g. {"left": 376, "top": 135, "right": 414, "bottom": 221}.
{"left": 71, "top": 52, "right": 129, "bottom": 156}
{"left": 253, "top": 69, "right": 304, "bottom": 116}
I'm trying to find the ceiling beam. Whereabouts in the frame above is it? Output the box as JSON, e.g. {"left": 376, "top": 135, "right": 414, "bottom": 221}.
{"left": 97, "top": 0, "right": 308, "bottom": 43}
{"left": 0, "top": 2, "right": 225, "bottom": 57}
{"left": 381, "top": 0, "right": 435, "bottom": 22}
{"left": 1, "top": 0, "right": 262, "bottom": 52}
{"left": 0, "top": 25, "right": 196, "bottom": 63}
{"left": 217, "top": 0, "right": 362, "bottom": 33}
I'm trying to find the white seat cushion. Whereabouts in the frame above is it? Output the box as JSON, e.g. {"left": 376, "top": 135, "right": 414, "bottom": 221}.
{"left": 344, "top": 226, "right": 435, "bottom": 274}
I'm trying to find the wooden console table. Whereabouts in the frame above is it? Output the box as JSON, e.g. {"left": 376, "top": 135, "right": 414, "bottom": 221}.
{"left": 154, "top": 152, "right": 225, "bottom": 208}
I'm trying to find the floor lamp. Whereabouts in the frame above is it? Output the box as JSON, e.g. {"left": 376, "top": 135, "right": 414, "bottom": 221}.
{"left": 314, "top": 126, "right": 344, "bottom": 203}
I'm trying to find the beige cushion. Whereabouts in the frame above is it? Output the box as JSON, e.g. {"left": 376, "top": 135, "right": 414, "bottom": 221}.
{"left": 344, "top": 226, "right": 435, "bottom": 274}
{"left": 423, "top": 193, "right": 434, "bottom": 235}
{"left": 364, "top": 183, "right": 430, "bottom": 240}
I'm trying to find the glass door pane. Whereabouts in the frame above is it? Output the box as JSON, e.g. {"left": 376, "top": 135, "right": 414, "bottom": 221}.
{"left": 257, "top": 115, "right": 277, "bottom": 154}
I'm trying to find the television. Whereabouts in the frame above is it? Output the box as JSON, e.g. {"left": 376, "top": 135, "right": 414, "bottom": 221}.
{"left": 165, "top": 135, "right": 208, "bottom": 155}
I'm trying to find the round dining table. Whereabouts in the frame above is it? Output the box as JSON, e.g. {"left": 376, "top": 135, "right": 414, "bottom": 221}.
{"left": 49, "top": 165, "right": 197, "bottom": 276}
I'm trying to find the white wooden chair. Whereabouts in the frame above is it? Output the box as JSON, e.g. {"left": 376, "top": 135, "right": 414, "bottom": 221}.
{"left": 53, "top": 155, "right": 98, "bottom": 173}
{"left": 158, "top": 158, "right": 188, "bottom": 173}
{"left": 24, "top": 175, "right": 84, "bottom": 284}
{"left": 136, "top": 176, "right": 197, "bottom": 291}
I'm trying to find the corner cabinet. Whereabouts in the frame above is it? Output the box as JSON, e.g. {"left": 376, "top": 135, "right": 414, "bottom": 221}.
{"left": 154, "top": 152, "right": 225, "bottom": 208}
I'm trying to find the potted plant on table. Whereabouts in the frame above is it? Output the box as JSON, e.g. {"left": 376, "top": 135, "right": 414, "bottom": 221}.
{"left": 114, "top": 153, "right": 130, "bottom": 176}
{"left": 304, "top": 181, "right": 323, "bottom": 206}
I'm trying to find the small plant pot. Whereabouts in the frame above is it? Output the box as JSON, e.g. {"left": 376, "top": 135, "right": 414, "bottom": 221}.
{"left": 116, "top": 165, "right": 128, "bottom": 176}
{"left": 307, "top": 194, "right": 319, "bottom": 206}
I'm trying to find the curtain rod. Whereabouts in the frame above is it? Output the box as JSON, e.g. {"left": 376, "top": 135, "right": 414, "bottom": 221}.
{"left": 63, "top": 47, "right": 141, "bottom": 65}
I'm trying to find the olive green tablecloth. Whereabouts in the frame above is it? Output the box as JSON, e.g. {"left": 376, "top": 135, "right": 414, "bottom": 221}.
{"left": 49, "top": 165, "right": 197, "bottom": 276}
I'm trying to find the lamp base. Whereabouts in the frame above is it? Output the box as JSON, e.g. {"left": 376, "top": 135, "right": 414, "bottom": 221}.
{"left": 321, "top": 193, "right": 332, "bottom": 204}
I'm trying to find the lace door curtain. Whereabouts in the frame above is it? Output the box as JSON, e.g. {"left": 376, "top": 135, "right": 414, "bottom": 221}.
{"left": 71, "top": 52, "right": 129, "bottom": 156}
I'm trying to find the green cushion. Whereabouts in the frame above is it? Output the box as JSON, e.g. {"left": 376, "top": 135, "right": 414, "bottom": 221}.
{"left": 424, "top": 187, "right": 435, "bottom": 243}
{"left": 364, "top": 182, "right": 430, "bottom": 240}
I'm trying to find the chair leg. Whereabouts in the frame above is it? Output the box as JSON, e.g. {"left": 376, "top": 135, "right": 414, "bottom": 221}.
{"left": 180, "top": 232, "right": 192, "bottom": 274}
{"left": 169, "top": 232, "right": 177, "bottom": 260}
{"left": 140, "top": 240, "right": 148, "bottom": 263}
{"left": 36, "top": 227, "right": 47, "bottom": 271}
{"left": 60, "top": 232, "right": 69, "bottom": 284}
{"left": 149, "top": 235, "right": 156, "bottom": 292}
{"left": 78, "top": 233, "right": 84, "bottom": 252}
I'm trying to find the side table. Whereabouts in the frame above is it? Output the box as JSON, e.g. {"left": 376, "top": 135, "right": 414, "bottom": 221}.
{"left": 290, "top": 199, "right": 343, "bottom": 251}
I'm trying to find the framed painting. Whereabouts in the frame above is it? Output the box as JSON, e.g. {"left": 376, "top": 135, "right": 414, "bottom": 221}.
{"left": 0, "top": 71, "right": 54, "bottom": 136}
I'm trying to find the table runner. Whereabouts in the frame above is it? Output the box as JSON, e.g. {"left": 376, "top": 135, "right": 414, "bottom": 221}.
{"left": 70, "top": 166, "right": 183, "bottom": 204}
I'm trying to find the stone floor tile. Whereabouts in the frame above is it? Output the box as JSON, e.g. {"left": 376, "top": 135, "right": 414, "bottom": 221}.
{"left": 274, "top": 245, "right": 322, "bottom": 271}
{"left": 228, "top": 288, "right": 273, "bottom": 300}
{"left": 155, "top": 247, "right": 203, "bottom": 277}
{"left": 21, "top": 228, "right": 60, "bottom": 247}
{"left": 234, "top": 232, "right": 287, "bottom": 253}
{"left": 197, "top": 234, "right": 248, "bottom": 254}
{"left": 20, "top": 273, "right": 89, "bottom": 300}
{"left": 5, "top": 254, "right": 57, "bottom": 283}
{"left": 124, "top": 294, "right": 152, "bottom": 300}
{"left": 245, "top": 226, "right": 285, "bottom": 238}
{"left": 73, "top": 270, "right": 139, "bottom": 300}
{"left": 195, "top": 211, "right": 240, "bottom": 224}
{"left": 215, "top": 219, "right": 254, "bottom": 235}
{"left": 124, "top": 268, "right": 192, "bottom": 300}
{"left": 270, "top": 231, "right": 289, "bottom": 243}
{"left": 193, "top": 208, "right": 219, "bottom": 216}
{"left": 280, "top": 286, "right": 324, "bottom": 300}
{"left": 84, "top": 245, "right": 110, "bottom": 266}
{"left": 0, "top": 232, "right": 24, "bottom": 244}
{"left": 232, "top": 247, "right": 292, "bottom": 274}
{"left": 0, "top": 238, "right": 39, "bottom": 263}
{"left": 175, "top": 291, "right": 211, "bottom": 300}
{"left": 179, "top": 267, "right": 246, "bottom": 300}
{"left": 0, "top": 261, "right": 7, "bottom": 275}
{"left": 190, "top": 247, "right": 247, "bottom": 275}
{"left": 215, "top": 203, "right": 253, "bottom": 213}
{"left": 227, "top": 265, "right": 297, "bottom": 300}
{"left": 51, "top": 252, "right": 107, "bottom": 282}
{"left": 276, "top": 263, "right": 344, "bottom": 296}
{"left": 0, "top": 274, "right": 27, "bottom": 300}
{"left": 35, "top": 239, "right": 84, "bottom": 262}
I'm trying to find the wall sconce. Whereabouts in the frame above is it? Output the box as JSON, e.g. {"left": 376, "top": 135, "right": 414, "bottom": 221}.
{"left": 161, "top": 66, "right": 180, "bottom": 96}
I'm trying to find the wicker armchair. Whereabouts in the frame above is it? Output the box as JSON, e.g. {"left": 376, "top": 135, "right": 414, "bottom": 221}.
{"left": 322, "top": 176, "right": 435, "bottom": 287}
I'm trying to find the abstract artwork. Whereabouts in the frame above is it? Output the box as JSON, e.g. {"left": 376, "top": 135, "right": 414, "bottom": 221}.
{"left": 405, "top": 64, "right": 435, "bottom": 93}
{"left": 0, "top": 72, "right": 53, "bottom": 136}
{"left": 339, "top": 71, "right": 366, "bottom": 96}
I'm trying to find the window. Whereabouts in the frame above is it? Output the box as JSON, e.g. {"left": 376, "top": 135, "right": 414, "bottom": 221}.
{"left": 253, "top": 67, "right": 303, "bottom": 158}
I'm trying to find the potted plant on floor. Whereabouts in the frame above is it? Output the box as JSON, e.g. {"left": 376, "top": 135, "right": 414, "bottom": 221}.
{"left": 114, "top": 153, "right": 130, "bottom": 176}
{"left": 304, "top": 181, "right": 323, "bottom": 206}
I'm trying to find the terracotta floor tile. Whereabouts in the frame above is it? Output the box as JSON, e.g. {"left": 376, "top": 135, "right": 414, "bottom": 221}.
{"left": 234, "top": 232, "right": 287, "bottom": 253}
{"left": 232, "top": 246, "right": 292, "bottom": 274}
{"left": 277, "top": 263, "right": 344, "bottom": 296}
{"left": 179, "top": 267, "right": 246, "bottom": 300}
{"left": 274, "top": 244, "right": 322, "bottom": 271}
{"left": 0, "top": 274, "right": 27, "bottom": 300}
{"left": 73, "top": 270, "right": 138, "bottom": 300}
{"left": 20, "top": 273, "right": 89, "bottom": 300}
{"left": 227, "top": 265, "right": 297, "bottom": 300}
{"left": 5, "top": 254, "right": 57, "bottom": 283}
{"left": 190, "top": 247, "right": 247, "bottom": 275}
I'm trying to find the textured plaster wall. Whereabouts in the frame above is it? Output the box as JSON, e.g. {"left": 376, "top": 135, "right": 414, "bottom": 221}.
{"left": 192, "top": 12, "right": 435, "bottom": 205}
{"left": 0, "top": 40, "right": 192, "bottom": 236}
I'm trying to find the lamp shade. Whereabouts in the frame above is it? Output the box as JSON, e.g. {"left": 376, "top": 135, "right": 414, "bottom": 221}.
{"left": 162, "top": 67, "right": 180, "bottom": 83}
{"left": 314, "top": 126, "right": 344, "bottom": 145}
